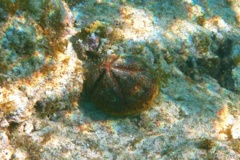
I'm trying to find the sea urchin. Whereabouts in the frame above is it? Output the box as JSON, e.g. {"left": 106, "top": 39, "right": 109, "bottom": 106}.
{"left": 84, "top": 54, "right": 159, "bottom": 116}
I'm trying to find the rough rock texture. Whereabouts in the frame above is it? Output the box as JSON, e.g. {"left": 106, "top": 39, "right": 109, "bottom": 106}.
{"left": 1, "top": 0, "right": 240, "bottom": 159}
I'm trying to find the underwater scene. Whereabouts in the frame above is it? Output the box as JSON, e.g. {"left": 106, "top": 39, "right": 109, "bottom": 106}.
{"left": 0, "top": 0, "right": 240, "bottom": 159}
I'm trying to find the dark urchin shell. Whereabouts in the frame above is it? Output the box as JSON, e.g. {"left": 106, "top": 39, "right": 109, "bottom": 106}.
{"left": 85, "top": 54, "right": 159, "bottom": 116}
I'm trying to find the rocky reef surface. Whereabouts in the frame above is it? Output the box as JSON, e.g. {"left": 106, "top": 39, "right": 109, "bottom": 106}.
{"left": 1, "top": 0, "right": 240, "bottom": 159}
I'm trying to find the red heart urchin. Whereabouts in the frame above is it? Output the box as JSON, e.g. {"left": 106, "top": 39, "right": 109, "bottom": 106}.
{"left": 84, "top": 54, "right": 159, "bottom": 116}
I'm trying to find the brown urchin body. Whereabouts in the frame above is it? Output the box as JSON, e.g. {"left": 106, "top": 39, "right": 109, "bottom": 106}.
{"left": 85, "top": 54, "right": 159, "bottom": 116}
